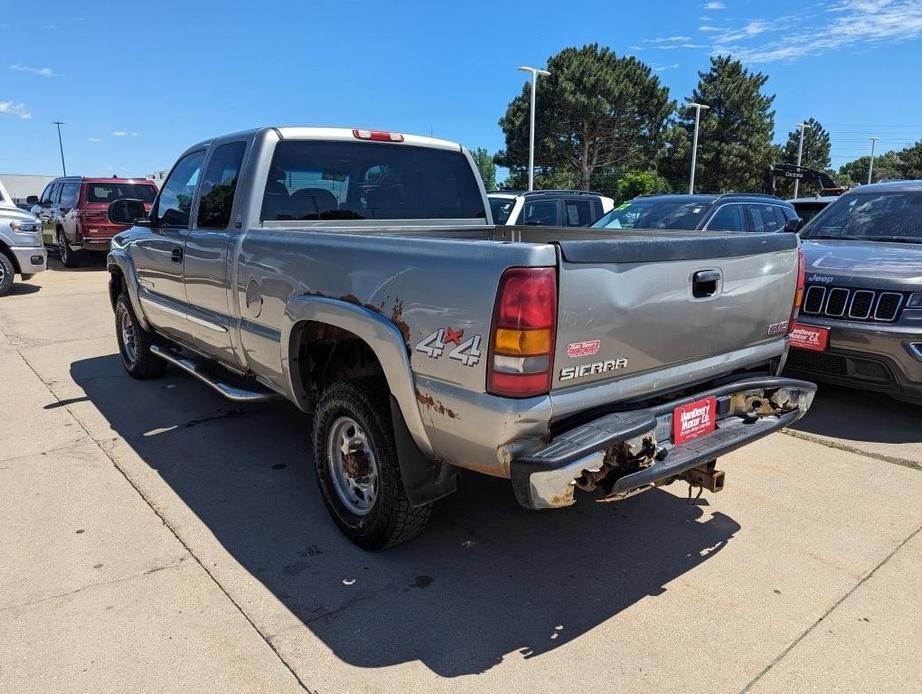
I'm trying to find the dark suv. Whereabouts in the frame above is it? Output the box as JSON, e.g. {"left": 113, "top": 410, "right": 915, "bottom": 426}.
{"left": 29, "top": 176, "right": 158, "bottom": 267}
{"left": 786, "top": 181, "right": 922, "bottom": 403}
{"left": 591, "top": 193, "right": 800, "bottom": 233}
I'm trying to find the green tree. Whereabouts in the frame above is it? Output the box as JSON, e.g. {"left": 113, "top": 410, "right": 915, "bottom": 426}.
{"left": 614, "top": 170, "right": 672, "bottom": 202}
{"left": 664, "top": 56, "right": 775, "bottom": 193}
{"left": 777, "top": 118, "right": 832, "bottom": 196}
{"left": 495, "top": 44, "right": 674, "bottom": 190}
{"left": 469, "top": 147, "right": 497, "bottom": 190}
{"left": 896, "top": 140, "right": 922, "bottom": 179}
{"left": 838, "top": 151, "right": 901, "bottom": 185}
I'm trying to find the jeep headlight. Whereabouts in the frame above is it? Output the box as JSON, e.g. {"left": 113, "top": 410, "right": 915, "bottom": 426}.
{"left": 908, "top": 293, "right": 922, "bottom": 308}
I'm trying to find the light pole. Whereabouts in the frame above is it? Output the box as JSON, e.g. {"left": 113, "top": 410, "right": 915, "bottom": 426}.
{"left": 793, "top": 122, "right": 812, "bottom": 198}
{"left": 52, "top": 121, "right": 67, "bottom": 176}
{"left": 687, "top": 102, "right": 709, "bottom": 194}
{"left": 517, "top": 65, "right": 550, "bottom": 191}
{"left": 868, "top": 136, "right": 880, "bottom": 184}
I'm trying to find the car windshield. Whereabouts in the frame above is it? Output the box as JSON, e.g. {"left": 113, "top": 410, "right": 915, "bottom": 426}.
{"left": 801, "top": 191, "right": 922, "bottom": 243}
{"left": 85, "top": 183, "right": 157, "bottom": 204}
{"left": 489, "top": 196, "right": 515, "bottom": 224}
{"left": 592, "top": 198, "right": 709, "bottom": 230}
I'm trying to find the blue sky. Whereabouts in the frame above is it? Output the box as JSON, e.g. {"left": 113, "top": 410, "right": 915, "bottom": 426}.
{"left": 2, "top": 0, "right": 922, "bottom": 178}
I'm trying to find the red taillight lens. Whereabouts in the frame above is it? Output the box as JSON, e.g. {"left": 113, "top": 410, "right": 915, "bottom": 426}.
{"left": 789, "top": 248, "right": 805, "bottom": 333}
{"left": 487, "top": 267, "right": 557, "bottom": 398}
{"left": 352, "top": 129, "right": 405, "bottom": 142}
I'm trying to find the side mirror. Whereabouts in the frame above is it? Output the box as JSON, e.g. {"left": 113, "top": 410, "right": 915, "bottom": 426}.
{"left": 108, "top": 198, "right": 148, "bottom": 226}
{"left": 26, "top": 195, "right": 38, "bottom": 205}
{"left": 784, "top": 217, "right": 804, "bottom": 233}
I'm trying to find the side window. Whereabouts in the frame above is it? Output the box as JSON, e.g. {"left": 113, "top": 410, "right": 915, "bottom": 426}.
{"left": 196, "top": 142, "right": 247, "bottom": 229}
{"left": 564, "top": 199, "right": 593, "bottom": 226}
{"left": 707, "top": 204, "right": 745, "bottom": 232}
{"left": 522, "top": 200, "right": 558, "bottom": 226}
{"left": 39, "top": 182, "right": 55, "bottom": 204}
{"left": 47, "top": 182, "right": 63, "bottom": 205}
{"left": 59, "top": 182, "right": 80, "bottom": 209}
{"left": 746, "top": 204, "right": 784, "bottom": 233}
{"left": 154, "top": 150, "right": 205, "bottom": 227}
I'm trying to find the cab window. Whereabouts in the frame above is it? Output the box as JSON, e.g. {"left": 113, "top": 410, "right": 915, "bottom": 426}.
{"left": 565, "top": 199, "right": 593, "bottom": 226}
{"left": 707, "top": 204, "right": 745, "bottom": 232}
{"left": 522, "top": 200, "right": 558, "bottom": 226}
{"left": 59, "top": 182, "right": 80, "bottom": 209}
{"left": 197, "top": 142, "right": 247, "bottom": 229}
{"left": 746, "top": 204, "right": 786, "bottom": 232}
{"left": 154, "top": 151, "right": 205, "bottom": 227}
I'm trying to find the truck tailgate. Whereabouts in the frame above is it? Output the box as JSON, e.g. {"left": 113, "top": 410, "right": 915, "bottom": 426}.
{"left": 552, "top": 230, "right": 799, "bottom": 389}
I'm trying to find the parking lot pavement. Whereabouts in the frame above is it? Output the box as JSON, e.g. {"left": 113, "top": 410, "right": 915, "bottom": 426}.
{"left": 2, "top": 260, "right": 921, "bottom": 693}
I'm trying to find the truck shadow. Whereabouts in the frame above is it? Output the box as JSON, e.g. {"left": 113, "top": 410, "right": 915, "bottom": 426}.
{"left": 789, "top": 383, "right": 922, "bottom": 444}
{"left": 71, "top": 354, "right": 740, "bottom": 678}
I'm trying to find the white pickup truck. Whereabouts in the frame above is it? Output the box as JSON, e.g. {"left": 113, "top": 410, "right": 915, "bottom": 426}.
{"left": 0, "top": 179, "right": 46, "bottom": 296}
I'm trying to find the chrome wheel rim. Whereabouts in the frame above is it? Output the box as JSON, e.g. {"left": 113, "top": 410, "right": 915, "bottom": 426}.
{"left": 0, "top": 259, "right": 6, "bottom": 285}
{"left": 58, "top": 232, "right": 68, "bottom": 264}
{"left": 120, "top": 309, "right": 137, "bottom": 365}
{"left": 326, "top": 416, "right": 379, "bottom": 516}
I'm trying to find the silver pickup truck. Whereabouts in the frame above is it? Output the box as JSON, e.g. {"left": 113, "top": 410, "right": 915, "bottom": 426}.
{"left": 106, "top": 126, "right": 816, "bottom": 549}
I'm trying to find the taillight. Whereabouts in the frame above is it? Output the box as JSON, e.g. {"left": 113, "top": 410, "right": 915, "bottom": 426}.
{"left": 352, "top": 129, "right": 404, "bottom": 142}
{"left": 789, "top": 248, "right": 805, "bottom": 332}
{"left": 487, "top": 267, "right": 557, "bottom": 397}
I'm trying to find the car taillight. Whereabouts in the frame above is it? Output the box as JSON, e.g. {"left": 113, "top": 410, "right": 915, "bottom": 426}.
{"left": 487, "top": 267, "right": 557, "bottom": 397}
{"left": 352, "top": 129, "right": 404, "bottom": 142}
{"left": 789, "top": 248, "right": 805, "bottom": 332}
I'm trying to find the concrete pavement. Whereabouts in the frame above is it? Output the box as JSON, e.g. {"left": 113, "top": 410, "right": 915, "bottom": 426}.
{"left": 1, "top": 259, "right": 920, "bottom": 693}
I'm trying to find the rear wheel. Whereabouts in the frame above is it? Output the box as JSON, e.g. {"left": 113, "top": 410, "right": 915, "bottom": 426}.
{"left": 312, "top": 378, "right": 432, "bottom": 549}
{"left": 115, "top": 293, "right": 166, "bottom": 379}
{"left": 0, "top": 253, "right": 14, "bottom": 296}
{"left": 58, "top": 229, "right": 81, "bottom": 268}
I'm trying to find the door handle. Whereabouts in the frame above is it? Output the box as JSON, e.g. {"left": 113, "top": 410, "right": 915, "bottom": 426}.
{"left": 692, "top": 269, "right": 721, "bottom": 298}
{"left": 170, "top": 246, "right": 183, "bottom": 263}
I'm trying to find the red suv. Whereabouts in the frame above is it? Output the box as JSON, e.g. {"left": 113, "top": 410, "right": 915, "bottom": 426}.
{"left": 30, "top": 177, "right": 158, "bottom": 267}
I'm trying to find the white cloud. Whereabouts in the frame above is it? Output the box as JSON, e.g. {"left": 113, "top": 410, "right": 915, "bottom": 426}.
{"left": 699, "top": 25, "right": 723, "bottom": 32}
{"left": 10, "top": 63, "right": 53, "bottom": 77}
{"left": 88, "top": 137, "right": 102, "bottom": 143}
{"left": 705, "top": 1, "right": 726, "bottom": 9}
{"left": 653, "top": 63, "right": 680, "bottom": 71}
{"left": 0, "top": 100, "right": 31, "bottom": 119}
{"left": 645, "top": 43, "right": 709, "bottom": 50}
{"left": 643, "top": 35, "right": 692, "bottom": 43}
{"left": 715, "top": 0, "right": 922, "bottom": 63}
{"left": 112, "top": 130, "right": 128, "bottom": 137}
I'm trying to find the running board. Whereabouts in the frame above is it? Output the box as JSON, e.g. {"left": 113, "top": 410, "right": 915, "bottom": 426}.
{"left": 149, "top": 344, "right": 279, "bottom": 403}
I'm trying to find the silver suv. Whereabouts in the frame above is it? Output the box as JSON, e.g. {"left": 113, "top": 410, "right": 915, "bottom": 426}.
{"left": 0, "top": 179, "right": 46, "bottom": 296}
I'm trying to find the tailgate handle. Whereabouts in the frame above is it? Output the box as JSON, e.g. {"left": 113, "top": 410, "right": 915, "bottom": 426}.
{"left": 692, "top": 269, "right": 721, "bottom": 298}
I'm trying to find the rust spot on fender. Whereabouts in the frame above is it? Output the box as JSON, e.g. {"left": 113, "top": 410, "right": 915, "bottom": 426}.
{"left": 390, "top": 297, "right": 411, "bottom": 345}
{"left": 415, "top": 389, "right": 459, "bottom": 419}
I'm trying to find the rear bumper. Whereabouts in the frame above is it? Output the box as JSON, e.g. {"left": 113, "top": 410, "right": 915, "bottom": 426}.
{"left": 511, "top": 376, "right": 816, "bottom": 510}
{"left": 9, "top": 245, "right": 47, "bottom": 274}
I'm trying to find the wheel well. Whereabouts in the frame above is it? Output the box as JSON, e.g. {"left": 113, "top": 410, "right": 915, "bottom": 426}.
{"left": 291, "top": 321, "right": 385, "bottom": 406}
{"left": 108, "top": 267, "right": 125, "bottom": 309}
{"left": 0, "top": 240, "right": 21, "bottom": 274}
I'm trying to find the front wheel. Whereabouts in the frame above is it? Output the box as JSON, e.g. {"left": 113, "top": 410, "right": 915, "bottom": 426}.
{"left": 114, "top": 293, "right": 166, "bottom": 379}
{"left": 0, "top": 253, "right": 14, "bottom": 296}
{"left": 312, "top": 378, "right": 432, "bottom": 550}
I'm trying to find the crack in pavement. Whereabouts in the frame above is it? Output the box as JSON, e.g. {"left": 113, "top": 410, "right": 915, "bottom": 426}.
{"left": 15, "top": 349, "right": 312, "bottom": 693}
{"left": 740, "top": 524, "right": 922, "bottom": 693}
{"left": 782, "top": 428, "right": 922, "bottom": 472}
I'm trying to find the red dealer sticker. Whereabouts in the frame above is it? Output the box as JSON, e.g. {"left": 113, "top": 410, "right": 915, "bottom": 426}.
{"left": 567, "top": 340, "right": 601, "bottom": 358}
{"left": 672, "top": 396, "right": 718, "bottom": 445}
{"left": 790, "top": 323, "right": 829, "bottom": 352}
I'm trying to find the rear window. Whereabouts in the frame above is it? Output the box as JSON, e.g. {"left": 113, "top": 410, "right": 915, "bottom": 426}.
{"left": 84, "top": 182, "right": 157, "bottom": 204}
{"left": 262, "top": 141, "right": 486, "bottom": 221}
{"left": 592, "top": 198, "right": 709, "bottom": 230}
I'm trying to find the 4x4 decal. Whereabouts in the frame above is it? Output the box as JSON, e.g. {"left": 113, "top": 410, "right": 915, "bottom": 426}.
{"left": 416, "top": 327, "right": 482, "bottom": 367}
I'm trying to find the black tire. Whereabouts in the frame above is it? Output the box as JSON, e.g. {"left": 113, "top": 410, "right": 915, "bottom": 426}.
{"left": 114, "top": 293, "right": 166, "bottom": 379}
{"left": 312, "top": 378, "right": 432, "bottom": 549}
{"left": 0, "top": 253, "right": 14, "bottom": 297}
{"left": 58, "top": 229, "right": 82, "bottom": 268}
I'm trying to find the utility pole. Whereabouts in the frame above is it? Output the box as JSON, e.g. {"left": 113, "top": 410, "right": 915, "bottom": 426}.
{"left": 793, "top": 122, "right": 812, "bottom": 199}
{"left": 52, "top": 121, "right": 67, "bottom": 176}
{"left": 687, "top": 102, "right": 710, "bottom": 194}
{"left": 868, "top": 136, "right": 880, "bottom": 184}
{"left": 517, "top": 65, "right": 550, "bottom": 191}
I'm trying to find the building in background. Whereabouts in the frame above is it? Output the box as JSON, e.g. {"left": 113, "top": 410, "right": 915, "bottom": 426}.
{"left": 146, "top": 170, "right": 169, "bottom": 188}
{"left": 0, "top": 174, "right": 56, "bottom": 202}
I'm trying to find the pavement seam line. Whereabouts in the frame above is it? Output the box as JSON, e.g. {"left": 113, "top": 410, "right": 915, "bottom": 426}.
{"left": 740, "top": 523, "right": 922, "bottom": 693}
{"left": 781, "top": 428, "right": 922, "bottom": 471}
{"left": 0, "top": 560, "right": 186, "bottom": 613}
{"left": 16, "top": 350, "right": 313, "bottom": 694}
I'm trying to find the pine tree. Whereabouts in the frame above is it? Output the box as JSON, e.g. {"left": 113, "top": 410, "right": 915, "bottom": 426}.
{"left": 777, "top": 118, "right": 832, "bottom": 196}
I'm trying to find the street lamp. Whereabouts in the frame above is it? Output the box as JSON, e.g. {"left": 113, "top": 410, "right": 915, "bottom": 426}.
{"left": 687, "top": 102, "right": 709, "bottom": 194}
{"left": 517, "top": 65, "right": 550, "bottom": 192}
{"left": 868, "top": 136, "right": 880, "bottom": 184}
{"left": 793, "top": 122, "right": 812, "bottom": 198}
{"left": 52, "top": 121, "right": 67, "bottom": 176}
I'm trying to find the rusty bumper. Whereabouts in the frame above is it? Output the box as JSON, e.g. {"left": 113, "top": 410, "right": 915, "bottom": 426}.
{"left": 510, "top": 377, "right": 817, "bottom": 510}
